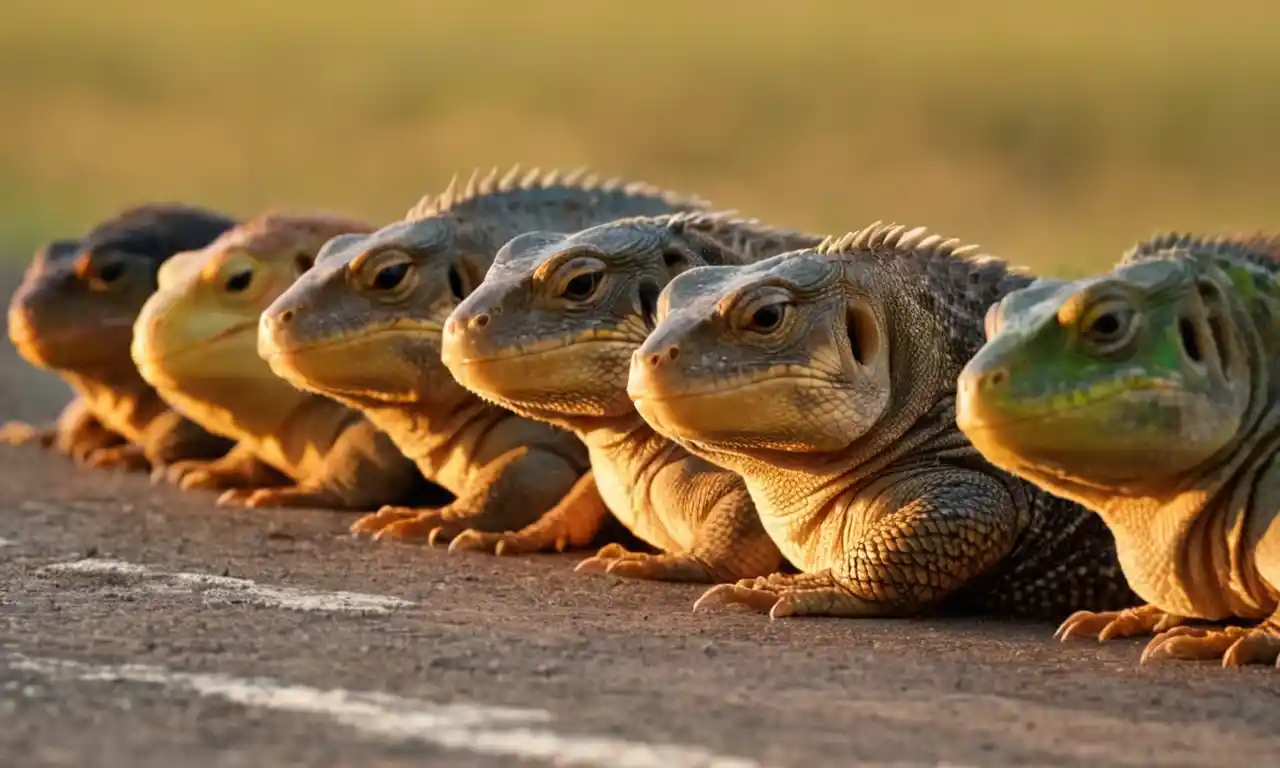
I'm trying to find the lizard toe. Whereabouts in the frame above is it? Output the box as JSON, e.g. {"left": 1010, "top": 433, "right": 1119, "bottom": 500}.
{"left": 692, "top": 583, "right": 779, "bottom": 614}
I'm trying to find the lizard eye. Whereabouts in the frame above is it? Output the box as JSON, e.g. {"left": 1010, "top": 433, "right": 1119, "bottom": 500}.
{"left": 98, "top": 262, "right": 125, "bottom": 284}
{"left": 224, "top": 269, "right": 253, "bottom": 293}
{"left": 747, "top": 302, "right": 787, "bottom": 333}
{"left": 372, "top": 262, "right": 410, "bottom": 291}
{"left": 560, "top": 272, "right": 601, "bottom": 302}
{"left": 1079, "top": 301, "right": 1136, "bottom": 352}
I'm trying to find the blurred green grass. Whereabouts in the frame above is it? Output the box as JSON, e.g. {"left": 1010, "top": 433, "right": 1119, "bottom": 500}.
{"left": 0, "top": 0, "right": 1277, "bottom": 274}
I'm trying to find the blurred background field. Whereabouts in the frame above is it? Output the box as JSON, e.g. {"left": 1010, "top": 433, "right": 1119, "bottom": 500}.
{"left": 0, "top": 0, "right": 1276, "bottom": 275}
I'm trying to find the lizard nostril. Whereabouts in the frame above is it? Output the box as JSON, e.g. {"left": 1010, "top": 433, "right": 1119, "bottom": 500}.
{"left": 981, "top": 367, "right": 1008, "bottom": 389}
{"left": 472, "top": 313, "right": 490, "bottom": 329}
{"left": 646, "top": 345, "right": 680, "bottom": 368}
{"left": 277, "top": 309, "right": 296, "bottom": 325}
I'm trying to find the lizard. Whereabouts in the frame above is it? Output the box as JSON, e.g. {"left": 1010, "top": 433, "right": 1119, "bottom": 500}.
{"left": 438, "top": 211, "right": 824, "bottom": 581}
{"left": 3, "top": 204, "right": 239, "bottom": 471}
{"left": 626, "top": 221, "right": 1141, "bottom": 620}
{"left": 257, "top": 165, "right": 710, "bottom": 545}
{"left": 130, "top": 211, "right": 450, "bottom": 511}
{"left": 955, "top": 230, "right": 1280, "bottom": 666}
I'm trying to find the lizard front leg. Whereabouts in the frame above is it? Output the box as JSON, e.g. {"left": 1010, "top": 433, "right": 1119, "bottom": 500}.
{"left": 158, "top": 442, "right": 289, "bottom": 492}
{"left": 355, "top": 445, "right": 583, "bottom": 546}
{"left": 142, "top": 411, "right": 235, "bottom": 471}
{"left": 575, "top": 484, "right": 784, "bottom": 583}
{"left": 225, "top": 420, "right": 431, "bottom": 511}
{"left": 446, "top": 471, "right": 610, "bottom": 555}
{"left": 694, "top": 470, "right": 1021, "bottom": 618}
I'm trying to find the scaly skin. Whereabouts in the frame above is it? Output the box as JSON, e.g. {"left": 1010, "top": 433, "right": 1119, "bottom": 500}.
{"left": 4, "top": 206, "right": 238, "bottom": 471}
{"left": 440, "top": 212, "right": 822, "bottom": 581}
{"left": 131, "top": 212, "right": 447, "bottom": 511}
{"left": 627, "top": 222, "right": 1140, "bottom": 620}
{"left": 259, "top": 166, "right": 708, "bottom": 545}
{"left": 956, "top": 232, "right": 1280, "bottom": 666}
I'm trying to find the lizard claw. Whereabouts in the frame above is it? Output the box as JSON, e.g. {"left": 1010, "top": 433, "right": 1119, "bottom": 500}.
{"left": 448, "top": 526, "right": 573, "bottom": 556}
{"left": 350, "top": 506, "right": 419, "bottom": 536}
{"left": 1054, "top": 605, "right": 1186, "bottom": 643}
{"left": 216, "top": 488, "right": 253, "bottom": 507}
{"left": 692, "top": 583, "right": 780, "bottom": 614}
{"left": 367, "top": 511, "right": 455, "bottom": 544}
{"left": 1139, "top": 623, "right": 1280, "bottom": 667}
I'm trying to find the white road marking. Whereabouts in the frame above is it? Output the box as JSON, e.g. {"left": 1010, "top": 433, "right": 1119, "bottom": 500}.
{"left": 41, "top": 557, "right": 412, "bottom": 614}
{"left": 0, "top": 537, "right": 15, "bottom": 547}
{"left": 8, "top": 653, "right": 769, "bottom": 768}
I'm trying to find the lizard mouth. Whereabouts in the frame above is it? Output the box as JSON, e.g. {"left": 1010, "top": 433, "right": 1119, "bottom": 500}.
{"left": 957, "top": 377, "right": 1184, "bottom": 434}
{"left": 8, "top": 318, "right": 134, "bottom": 348}
{"left": 445, "top": 337, "right": 642, "bottom": 368}
{"left": 136, "top": 321, "right": 259, "bottom": 364}
{"left": 260, "top": 325, "right": 442, "bottom": 359}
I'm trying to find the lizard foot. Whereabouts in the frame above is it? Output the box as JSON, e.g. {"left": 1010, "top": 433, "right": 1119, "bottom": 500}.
{"left": 83, "top": 444, "right": 151, "bottom": 472}
{"left": 692, "top": 571, "right": 875, "bottom": 619}
{"left": 355, "top": 507, "right": 468, "bottom": 546}
{"left": 1054, "top": 604, "right": 1187, "bottom": 642}
{"left": 447, "top": 526, "right": 573, "bottom": 556}
{"left": 1140, "top": 623, "right": 1280, "bottom": 667}
{"left": 217, "top": 486, "right": 338, "bottom": 509}
{"left": 0, "top": 421, "right": 53, "bottom": 448}
{"left": 574, "top": 546, "right": 718, "bottom": 583}
{"left": 350, "top": 506, "right": 420, "bottom": 536}
{"left": 153, "top": 459, "right": 213, "bottom": 488}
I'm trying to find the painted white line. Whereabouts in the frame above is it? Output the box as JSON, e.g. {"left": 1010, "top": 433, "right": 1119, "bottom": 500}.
{"left": 41, "top": 557, "right": 412, "bottom": 614}
{"left": 0, "top": 537, "right": 15, "bottom": 547}
{"left": 8, "top": 653, "right": 769, "bottom": 768}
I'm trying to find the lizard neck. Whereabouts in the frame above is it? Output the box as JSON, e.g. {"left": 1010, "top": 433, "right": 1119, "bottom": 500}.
{"left": 1096, "top": 421, "right": 1280, "bottom": 623}
{"left": 151, "top": 372, "right": 311, "bottom": 444}
{"left": 354, "top": 393, "right": 505, "bottom": 494}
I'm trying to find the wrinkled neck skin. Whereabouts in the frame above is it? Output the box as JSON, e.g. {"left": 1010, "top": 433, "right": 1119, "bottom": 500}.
{"left": 1058, "top": 307, "right": 1280, "bottom": 621}
{"left": 62, "top": 367, "right": 170, "bottom": 445}
{"left": 572, "top": 411, "right": 678, "bottom": 501}
{"left": 339, "top": 386, "right": 508, "bottom": 495}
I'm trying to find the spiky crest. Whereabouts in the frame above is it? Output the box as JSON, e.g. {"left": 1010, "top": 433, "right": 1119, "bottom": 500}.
{"left": 1124, "top": 231, "right": 1280, "bottom": 273}
{"left": 401, "top": 164, "right": 711, "bottom": 222}
{"left": 815, "top": 221, "right": 993, "bottom": 264}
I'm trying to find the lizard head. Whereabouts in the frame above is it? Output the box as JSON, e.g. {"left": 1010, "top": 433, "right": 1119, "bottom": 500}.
{"left": 956, "top": 234, "right": 1273, "bottom": 493}
{"left": 257, "top": 213, "right": 483, "bottom": 408}
{"left": 260, "top": 166, "right": 706, "bottom": 409}
{"left": 440, "top": 212, "right": 796, "bottom": 423}
{"left": 627, "top": 247, "right": 880, "bottom": 455}
{"left": 629, "top": 222, "right": 1024, "bottom": 465}
{"left": 8, "top": 204, "right": 236, "bottom": 374}
{"left": 131, "top": 212, "right": 374, "bottom": 397}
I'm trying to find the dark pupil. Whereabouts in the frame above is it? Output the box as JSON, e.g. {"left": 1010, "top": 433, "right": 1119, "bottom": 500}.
{"left": 98, "top": 263, "right": 124, "bottom": 283}
{"left": 1089, "top": 312, "right": 1121, "bottom": 338}
{"left": 752, "top": 304, "right": 782, "bottom": 330}
{"left": 373, "top": 263, "right": 409, "bottom": 291}
{"left": 225, "top": 270, "right": 253, "bottom": 293}
{"left": 562, "top": 272, "right": 599, "bottom": 300}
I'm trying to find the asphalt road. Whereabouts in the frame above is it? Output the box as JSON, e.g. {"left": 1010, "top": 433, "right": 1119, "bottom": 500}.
{"left": 1, "top": 270, "right": 1278, "bottom": 768}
